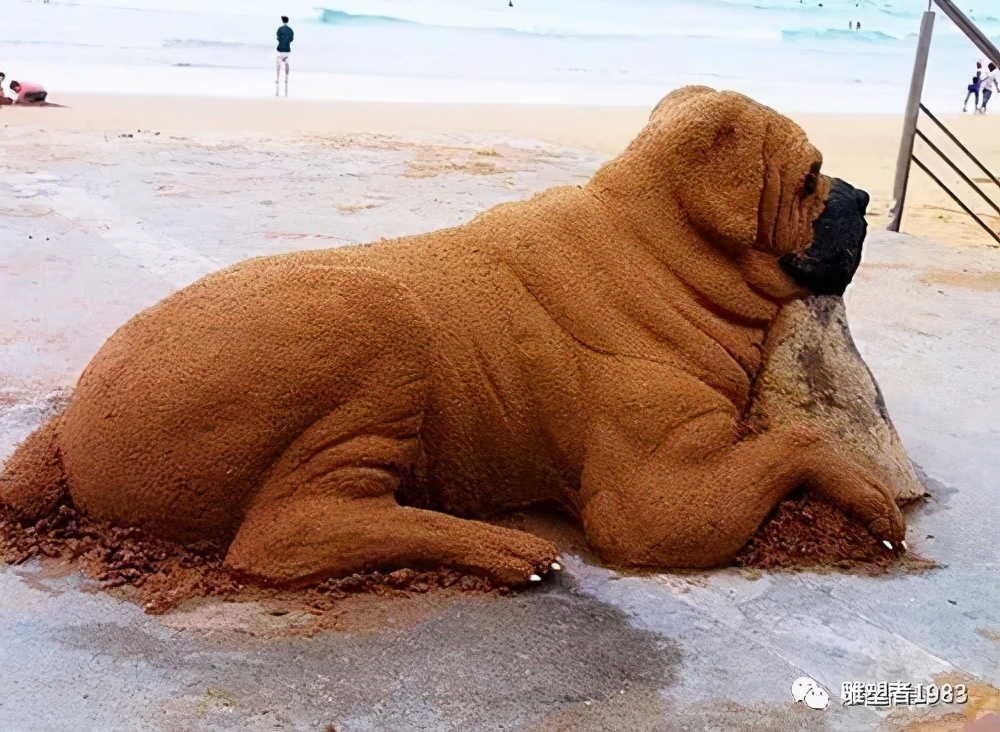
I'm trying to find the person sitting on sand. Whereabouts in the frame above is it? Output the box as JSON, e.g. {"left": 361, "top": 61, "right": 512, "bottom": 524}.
{"left": 0, "top": 73, "right": 11, "bottom": 106}
{"left": 9, "top": 80, "right": 48, "bottom": 105}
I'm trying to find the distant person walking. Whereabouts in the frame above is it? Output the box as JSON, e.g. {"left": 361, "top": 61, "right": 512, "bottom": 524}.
{"left": 963, "top": 61, "right": 983, "bottom": 113}
{"left": 979, "top": 62, "right": 998, "bottom": 114}
{"left": 276, "top": 15, "right": 294, "bottom": 97}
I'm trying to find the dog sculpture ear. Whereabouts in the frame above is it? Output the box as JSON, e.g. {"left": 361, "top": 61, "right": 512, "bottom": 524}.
{"left": 649, "top": 89, "right": 769, "bottom": 254}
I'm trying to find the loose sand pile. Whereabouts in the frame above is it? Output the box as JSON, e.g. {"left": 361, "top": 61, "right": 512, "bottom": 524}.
{"left": 735, "top": 493, "right": 931, "bottom": 572}
{"left": 0, "top": 492, "right": 927, "bottom": 618}
{"left": 0, "top": 501, "right": 506, "bottom": 617}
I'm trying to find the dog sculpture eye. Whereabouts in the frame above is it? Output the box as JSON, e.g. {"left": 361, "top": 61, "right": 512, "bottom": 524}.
{"left": 803, "top": 173, "right": 818, "bottom": 196}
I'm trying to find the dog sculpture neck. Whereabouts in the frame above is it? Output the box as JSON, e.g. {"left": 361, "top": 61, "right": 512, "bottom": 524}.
{"left": 493, "top": 184, "right": 783, "bottom": 411}
{"left": 589, "top": 173, "right": 802, "bottom": 322}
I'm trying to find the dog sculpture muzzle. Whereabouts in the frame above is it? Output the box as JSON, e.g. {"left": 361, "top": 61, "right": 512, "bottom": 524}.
{"left": 781, "top": 178, "right": 870, "bottom": 296}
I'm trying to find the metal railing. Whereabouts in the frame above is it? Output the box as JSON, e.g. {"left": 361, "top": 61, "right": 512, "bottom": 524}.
{"left": 887, "top": 0, "right": 1000, "bottom": 245}
{"left": 914, "top": 105, "right": 1000, "bottom": 245}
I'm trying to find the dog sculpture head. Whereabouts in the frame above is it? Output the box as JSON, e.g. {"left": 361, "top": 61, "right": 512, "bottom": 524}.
{"left": 598, "top": 86, "right": 869, "bottom": 299}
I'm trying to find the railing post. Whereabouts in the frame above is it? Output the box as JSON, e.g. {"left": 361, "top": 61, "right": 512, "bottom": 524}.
{"left": 888, "top": 10, "right": 936, "bottom": 232}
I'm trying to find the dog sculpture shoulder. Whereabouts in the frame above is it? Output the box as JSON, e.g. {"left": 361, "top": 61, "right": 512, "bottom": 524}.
{"left": 0, "top": 86, "right": 905, "bottom": 586}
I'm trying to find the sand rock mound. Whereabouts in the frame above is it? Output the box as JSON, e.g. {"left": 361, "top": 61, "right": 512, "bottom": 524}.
{"left": 751, "top": 296, "right": 926, "bottom": 504}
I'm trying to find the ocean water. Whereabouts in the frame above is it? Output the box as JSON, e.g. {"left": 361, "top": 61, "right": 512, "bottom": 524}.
{"left": 1, "top": 0, "right": 997, "bottom": 112}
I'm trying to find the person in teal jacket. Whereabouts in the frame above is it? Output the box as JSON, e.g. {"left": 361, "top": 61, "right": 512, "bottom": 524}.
{"left": 276, "top": 16, "right": 294, "bottom": 96}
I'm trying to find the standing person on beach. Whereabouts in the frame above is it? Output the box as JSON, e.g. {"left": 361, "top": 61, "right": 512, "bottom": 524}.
{"left": 276, "top": 16, "right": 294, "bottom": 97}
{"left": 979, "top": 63, "right": 998, "bottom": 114}
{"left": 964, "top": 61, "right": 983, "bottom": 113}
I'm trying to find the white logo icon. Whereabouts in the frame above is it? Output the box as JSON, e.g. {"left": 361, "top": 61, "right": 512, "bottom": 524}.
{"left": 791, "top": 676, "right": 830, "bottom": 709}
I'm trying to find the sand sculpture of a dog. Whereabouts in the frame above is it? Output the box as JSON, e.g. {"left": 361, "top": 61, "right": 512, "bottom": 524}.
{"left": 0, "top": 87, "right": 908, "bottom": 587}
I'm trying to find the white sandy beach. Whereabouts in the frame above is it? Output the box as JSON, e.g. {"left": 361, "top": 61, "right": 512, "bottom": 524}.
{"left": 3, "top": 93, "right": 1000, "bottom": 249}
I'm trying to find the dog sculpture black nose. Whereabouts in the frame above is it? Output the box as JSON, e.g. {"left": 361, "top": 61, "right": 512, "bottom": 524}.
{"left": 779, "top": 178, "right": 868, "bottom": 297}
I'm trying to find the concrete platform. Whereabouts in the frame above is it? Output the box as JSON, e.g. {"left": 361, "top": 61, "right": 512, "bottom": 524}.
{"left": 1, "top": 127, "right": 997, "bottom": 731}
